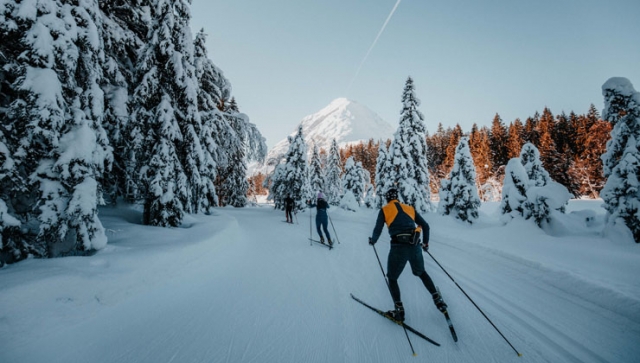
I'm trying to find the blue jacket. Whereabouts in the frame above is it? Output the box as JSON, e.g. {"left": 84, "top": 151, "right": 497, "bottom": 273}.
{"left": 308, "top": 199, "right": 329, "bottom": 218}
{"left": 371, "top": 200, "right": 430, "bottom": 244}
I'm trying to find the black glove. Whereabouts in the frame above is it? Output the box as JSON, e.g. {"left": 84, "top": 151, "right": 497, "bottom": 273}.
{"left": 422, "top": 241, "right": 429, "bottom": 252}
{"left": 369, "top": 237, "right": 376, "bottom": 246}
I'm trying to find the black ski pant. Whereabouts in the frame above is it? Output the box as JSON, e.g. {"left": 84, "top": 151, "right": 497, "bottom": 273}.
{"left": 387, "top": 244, "right": 437, "bottom": 303}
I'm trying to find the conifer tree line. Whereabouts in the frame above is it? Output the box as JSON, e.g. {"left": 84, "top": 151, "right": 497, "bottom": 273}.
{"left": 267, "top": 76, "right": 639, "bottom": 243}
{"left": 0, "top": 0, "right": 266, "bottom": 266}
{"left": 339, "top": 103, "right": 611, "bottom": 202}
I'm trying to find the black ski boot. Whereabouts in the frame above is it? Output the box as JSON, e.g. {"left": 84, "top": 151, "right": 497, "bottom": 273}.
{"left": 386, "top": 301, "right": 405, "bottom": 322}
{"left": 432, "top": 291, "right": 447, "bottom": 313}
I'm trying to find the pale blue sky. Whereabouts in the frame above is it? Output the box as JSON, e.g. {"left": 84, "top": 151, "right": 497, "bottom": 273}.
{"left": 191, "top": 0, "right": 640, "bottom": 147}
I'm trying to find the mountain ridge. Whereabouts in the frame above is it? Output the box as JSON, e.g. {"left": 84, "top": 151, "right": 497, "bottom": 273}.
{"left": 254, "top": 98, "right": 395, "bottom": 174}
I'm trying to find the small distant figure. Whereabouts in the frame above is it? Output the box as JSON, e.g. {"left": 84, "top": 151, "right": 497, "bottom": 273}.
{"left": 307, "top": 192, "right": 332, "bottom": 246}
{"left": 284, "top": 195, "right": 294, "bottom": 223}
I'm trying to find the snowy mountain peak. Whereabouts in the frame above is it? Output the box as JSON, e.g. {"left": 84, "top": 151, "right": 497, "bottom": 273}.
{"left": 258, "top": 98, "right": 395, "bottom": 171}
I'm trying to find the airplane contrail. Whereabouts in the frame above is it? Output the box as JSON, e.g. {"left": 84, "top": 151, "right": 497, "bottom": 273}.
{"left": 346, "top": 0, "right": 402, "bottom": 94}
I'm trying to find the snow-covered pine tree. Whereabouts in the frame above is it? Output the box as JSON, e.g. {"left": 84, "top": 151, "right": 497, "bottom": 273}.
{"left": 0, "top": 129, "right": 24, "bottom": 266}
{"left": 273, "top": 126, "right": 310, "bottom": 211}
{"left": 131, "top": 0, "right": 193, "bottom": 226}
{"left": 0, "top": 0, "right": 31, "bottom": 263}
{"left": 166, "top": 0, "right": 206, "bottom": 214}
{"left": 601, "top": 78, "right": 640, "bottom": 177}
{"left": 98, "top": 1, "right": 147, "bottom": 204}
{"left": 309, "top": 144, "right": 324, "bottom": 194}
{"left": 362, "top": 168, "right": 375, "bottom": 208}
{"left": 520, "top": 143, "right": 550, "bottom": 187}
{"left": 600, "top": 77, "right": 640, "bottom": 243}
{"left": 374, "top": 141, "right": 392, "bottom": 208}
{"left": 267, "top": 161, "right": 286, "bottom": 209}
{"left": 500, "top": 159, "right": 529, "bottom": 223}
{"left": 324, "top": 139, "right": 342, "bottom": 205}
{"left": 388, "top": 77, "right": 433, "bottom": 213}
{"left": 526, "top": 180, "right": 572, "bottom": 227}
{"left": 193, "top": 36, "right": 240, "bottom": 208}
{"left": 5, "top": 0, "right": 112, "bottom": 255}
{"left": 438, "top": 137, "right": 481, "bottom": 223}
{"left": 218, "top": 100, "right": 246, "bottom": 207}
{"left": 217, "top": 98, "right": 266, "bottom": 207}
{"left": 193, "top": 29, "right": 223, "bottom": 211}
{"left": 339, "top": 190, "right": 358, "bottom": 212}
{"left": 502, "top": 150, "right": 571, "bottom": 227}
{"left": 600, "top": 136, "right": 640, "bottom": 242}
{"left": 341, "top": 157, "right": 365, "bottom": 206}
{"left": 519, "top": 141, "right": 571, "bottom": 224}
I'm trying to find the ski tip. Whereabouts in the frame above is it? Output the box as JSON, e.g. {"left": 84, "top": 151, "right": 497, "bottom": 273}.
{"left": 412, "top": 353, "right": 418, "bottom": 357}
{"left": 518, "top": 353, "right": 523, "bottom": 357}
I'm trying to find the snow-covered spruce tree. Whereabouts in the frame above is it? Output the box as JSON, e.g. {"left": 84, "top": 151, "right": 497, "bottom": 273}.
{"left": 339, "top": 190, "right": 358, "bottom": 212}
{"left": 324, "top": 139, "right": 342, "bottom": 205}
{"left": 193, "top": 37, "right": 238, "bottom": 208}
{"left": 362, "top": 168, "right": 375, "bottom": 208}
{"left": 518, "top": 141, "right": 570, "bottom": 221}
{"left": 526, "top": 180, "right": 572, "bottom": 227}
{"left": 600, "top": 77, "right": 640, "bottom": 242}
{"left": 131, "top": 0, "right": 194, "bottom": 226}
{"left": 167, "top": 0, "right": 207, "bottom": 215}
{"left": 600, "top": 137, "right": 640, "bottom": 242}
{"left": 438, "top": 137, "right": 481, "bottom": 223}
{"left": 0, "top": 1, "right": 29, "bottom": 263}
{"left": 0, "top": 130, "right": 24, "bottom": 266}
{"left": 218, "top": 99, "right": 248, "bottom": 207}
{"left": 341, "top": 157, "right": 365, "bottom": 207}
{"left": 98, "top": 1, "right": 147, "bottom": 204}
{"left": 5, "top": 0, "right": 112, "bottom": 256}
{"left": 374, "top": 141, "right": 392, "bottom": 208}
{"left": 218, "top": 98, "right": 266, "bottom": 207}
{"left": 267, "top": 161, "right": 286, "bottom": 209}
{"left": 0, "top": 199, "right": 22, "bottom": 267}
{"left": 520, "top": 143, "right": 550, "bottom": 187}
{"left": 309, "top": 144, "right": 325, "bottom": 194}
{"left": 500, "top": 159, "right": 530, "bottom": 223}
{"left": 193, "top": 29, "right": 224, "bottom": 210}
{"left": 601, "top": 78, "right": 640, "bottom": 176}
{"left": 388, "top": 77, "right": 433, "bottom": 213}
{"left": 271, "top": 126, "right": 310, "bottom": 211}
{"left": 501, "top": 156, "right": 571, "bottom": 228}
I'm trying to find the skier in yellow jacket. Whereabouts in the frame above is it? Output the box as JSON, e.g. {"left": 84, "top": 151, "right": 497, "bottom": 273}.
{"left": 369, "top": 188, "right": 447, "bottom": 321}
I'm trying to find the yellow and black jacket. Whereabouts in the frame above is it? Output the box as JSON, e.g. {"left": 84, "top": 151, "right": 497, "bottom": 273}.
{"left": 370, "top": 199, "right": 430, "bottom": 244}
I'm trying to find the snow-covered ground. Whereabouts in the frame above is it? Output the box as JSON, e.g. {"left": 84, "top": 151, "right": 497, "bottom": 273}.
{"left": 1, "top": 200, "right": 639, "bottom": 363}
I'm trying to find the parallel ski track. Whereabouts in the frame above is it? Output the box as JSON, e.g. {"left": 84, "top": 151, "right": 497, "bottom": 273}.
{"left": 430, "top": 234, "right": 639, "bottom": 363}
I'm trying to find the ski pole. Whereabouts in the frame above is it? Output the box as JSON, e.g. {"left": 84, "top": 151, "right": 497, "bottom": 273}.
{"left": 309, "top": 203, "right": 313, "bottom": 246}
{"left": 426, "top": 251, "right": 522, "bottom": 357}
{"left": 328, "top": 215, "right": 340, "bottom": 244}
{"left": 372, "top": 244, "right": 417, "bottom": 356}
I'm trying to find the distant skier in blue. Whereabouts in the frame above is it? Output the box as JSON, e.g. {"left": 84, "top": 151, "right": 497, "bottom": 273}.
{"left": 307, "top": 192, "right": 332, "bottom": 247}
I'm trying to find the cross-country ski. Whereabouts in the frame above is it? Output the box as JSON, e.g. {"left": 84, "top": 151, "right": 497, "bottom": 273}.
{"left": 350, "top": 294, "right": 440, "bottom": 347}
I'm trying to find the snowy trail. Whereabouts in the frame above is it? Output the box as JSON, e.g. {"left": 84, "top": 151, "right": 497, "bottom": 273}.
{"left": 2, "top": 204, "right": 639, "bottom": 363}
{"left": 429, "top": 232, "right": 640, "bottom": 363}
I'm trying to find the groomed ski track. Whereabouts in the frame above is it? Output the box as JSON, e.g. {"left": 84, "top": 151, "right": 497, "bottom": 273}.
{"left": 2, "top": 205, "right": 639, "bottom": 363}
